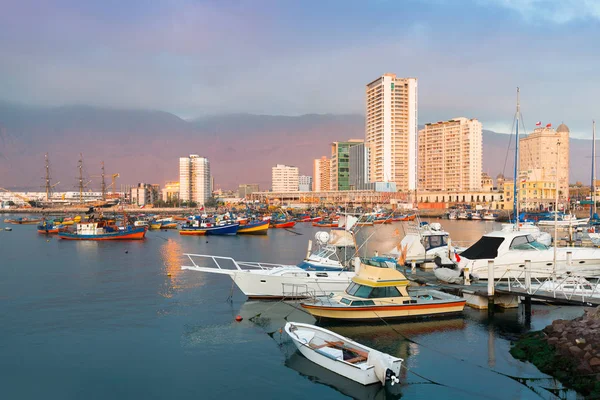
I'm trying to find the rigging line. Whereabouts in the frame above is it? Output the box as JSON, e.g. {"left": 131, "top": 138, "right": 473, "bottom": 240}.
{"left": 502, "top": 114, "right": 518, "bottom": 179}
{"left": 370, "top": 310, "right": 548, "bottom": 398}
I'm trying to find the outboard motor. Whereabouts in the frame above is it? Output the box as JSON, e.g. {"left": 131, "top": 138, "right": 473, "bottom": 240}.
{"left": 385, "top": 368, "right": 400, "bottom": 386}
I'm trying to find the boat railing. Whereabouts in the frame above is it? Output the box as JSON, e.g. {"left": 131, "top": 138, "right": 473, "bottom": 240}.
{"left": 282, "top": 283, "right": 328, "bottom": 299}
{"left": 495, "top": 268, "right": 600, "bottom": 302}
{"left": 184, "top": 253, "right": 291, "bottom": 271}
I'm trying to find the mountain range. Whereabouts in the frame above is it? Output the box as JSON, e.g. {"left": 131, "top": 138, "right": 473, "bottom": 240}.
{"left": 0, "top": 101, "right": 593, "bottom": 191}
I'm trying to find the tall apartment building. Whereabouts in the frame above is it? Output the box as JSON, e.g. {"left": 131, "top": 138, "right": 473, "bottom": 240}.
{"left": 272, "top": 164, "right": 299, "bottom": 192}
{"left": 418, "top": 117, "right": 483, "bottom": 192}
{"left": 365, "top": 73, "right": 418, "bottom": 191}
{"left": 349, "top": 142, "right": 371, "bottom": 190}
{"left": 330, "top": 140, "right": 363, "bottom": 191}
{"left": 313, "top": 156, "right": 331, "bottom": 191}
{"left": 179, "top": 154, "right": 211, "bottom": 205}
{"left": 519, "top": 124, "right": 570, "bottom": 199}
{"left": 299, "top": 175, "right": 313, "bottom": 191}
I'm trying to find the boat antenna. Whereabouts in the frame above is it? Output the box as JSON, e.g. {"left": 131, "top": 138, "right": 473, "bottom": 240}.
{"left": 101, "top": 161, "right": 106, "bottom": 201}
{"left": 78, "top": 153, "right": 84, "bottom": 204}
{"left": 592, "top": 121, "right": 596, "bottom": 219}
{"left": 513, "top": 88, "right": 521, "bottom": 229}
{"left": 44, "top": 153, "right": 52, "bottom": 202}
{"left": 553, "top": 140, "right": 561, "bottom": 278}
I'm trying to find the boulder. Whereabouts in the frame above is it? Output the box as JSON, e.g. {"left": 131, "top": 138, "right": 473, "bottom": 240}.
{"left": 584, "top": 351, "right": 593, "bottom": 361}
{"left": 569, "top": 346, "right": 583, "bottom": 356}
{"left": 589, "top": 357, "right": 600, "bottom": 367}
{"left": 547, "top": 337, "right": 559, "bottom": 347}
{"left": 577, "top": 360, "right": 593, "bottom": 374}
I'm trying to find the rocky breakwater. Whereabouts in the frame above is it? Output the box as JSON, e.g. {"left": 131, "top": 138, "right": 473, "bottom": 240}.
{"left": 511, "top": 308, "right": 600, "bottom": 396}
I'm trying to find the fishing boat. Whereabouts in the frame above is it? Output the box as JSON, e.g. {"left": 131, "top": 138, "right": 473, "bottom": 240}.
{"left": 160, "top": 222, "right": 178, "bottom": 229}
{"left": 180, "top": 217, "right": 239, "bottom": 236}
{"left": 5, "top": 217, "right": 41, "bottom": 225}
{"left": 470, "top": 211, "right": 482, "bottom": 220}
{"left": 285, "top": 322, "right": 402, "bottom": 386}
{"left": 237, "top": 219, "right": 269, "bottom": 235}
{"left": 181, "top": 254, "right": 354, "bottom": 299}
{"left": 58, "top": 222, "right": 146, "bottom": 240}
{"left": 271, "top": 220, "right": 296, "bottom": 229}
{"left": 149, "top": 221, "right": 162, "bottom": 230}
{"left": 392, "top": 214, "right": 415, "bottom": 222}
{"left": 311, "top": 216, "right": 323, "bottom": 223}
{"left": 301, "top": 261, "right": 466, "bottom": 320}
{"left": 37, "top": 220, "right": 68, "bottom": 234}
{"left": 457, "top": 211, "right": 470, "bottom": 220}
{"left": 447, "top": 211, "right": 458, "bottom": 220}
{"left": 312, "top": 220, "right": 339, "bottom": 228}
{"left": 372, "top": 218, "right": 391, "bottom": 225}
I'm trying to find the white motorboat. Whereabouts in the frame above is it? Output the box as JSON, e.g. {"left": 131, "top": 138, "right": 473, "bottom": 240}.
{"left": 470, "top": 211, "right": 482, "bottom": 220}
{"left": 457, "top": 211, "right": 470, "bottom": 220}
{"left": 181, "top": 254, "right": 354, "bottom": 298}
{"left": 285, "top": 322, "right": 402, "bottom": 386}
{"left": 501, "top": 222, "right": 552, "bottom": 246}
{"left": 388, "top": 222, "right": 463, "bottom": 266}
{"left": 537, "top": 213, "right": 589, "bottom": 227}
{"left": 297, "top": 229, "right": 357, "bottom": 272}
{"left": 458, "top": 230, "right": 600, "bottom": 280}
{"left": 482, "top": 211, "right": 498, "bottom": 221}
{"left": 447, "top": 211, "right": 457, "bottom": 220}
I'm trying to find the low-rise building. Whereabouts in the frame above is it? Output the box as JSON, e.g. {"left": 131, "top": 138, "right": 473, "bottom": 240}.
{"left": 131, "top": 183, "right": 160, "bottom": 206}
{"left": 238, "top": 184, "right": 260, "bottom": 198}
{"left": 161, "top": 181, "right": 180, "bottom": 203}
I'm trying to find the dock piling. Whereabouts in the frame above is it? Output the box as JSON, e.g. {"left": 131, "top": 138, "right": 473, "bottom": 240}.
{"left": 524, "top": 260, "right": 531, "bottom": 294}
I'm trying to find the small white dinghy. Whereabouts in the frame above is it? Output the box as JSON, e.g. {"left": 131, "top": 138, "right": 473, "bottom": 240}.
{"left": 285, "top": 322, "right": 402, "bottom": 386}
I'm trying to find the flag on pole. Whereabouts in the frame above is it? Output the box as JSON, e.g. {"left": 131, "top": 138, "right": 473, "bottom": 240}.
{"left": 535, "top": 121, "right": 541, "bottom": 126}
{"left": 546, "top": 123, "right": 552, "bottom": 128}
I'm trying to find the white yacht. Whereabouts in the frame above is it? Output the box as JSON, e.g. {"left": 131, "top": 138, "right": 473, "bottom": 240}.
{"left": 458, "top": 230, "right": 600, "bottom": 280}
{"left": 389, "top": 222, "right": 462, "bottom": 266}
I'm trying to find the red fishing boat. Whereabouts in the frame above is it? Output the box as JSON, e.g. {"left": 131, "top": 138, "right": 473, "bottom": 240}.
{"left": 271, "top": 220, "right": 296, "bottom": 229}
{"left": 312, "top": 220, "right": 338, "bottom": 228}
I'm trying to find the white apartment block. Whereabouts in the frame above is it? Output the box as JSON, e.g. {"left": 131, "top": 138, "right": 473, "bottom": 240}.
{"left": 418, "top": 117, "right": 482, "bottom": 192}
{"left": 519, "top": 124, "right": 570, "bottom": 199}
{"left": 272, "top": 164, "right": 299, "bottom": 192}
{"left": 312, "top": 157, "right": 331, "bottom": 191}
{"left": 179, "top": 154, "right": 211, "bottom": 205}
{"left": 365, "top": 73, "right": 418, "bottom": 191}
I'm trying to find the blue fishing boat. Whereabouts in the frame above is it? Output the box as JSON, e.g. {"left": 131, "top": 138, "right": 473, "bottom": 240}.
{"left": 58, "top": 223, "right": 146, "bottom": 240}
{"left": 180, "top": 216, "right": 239, "bottom": 236}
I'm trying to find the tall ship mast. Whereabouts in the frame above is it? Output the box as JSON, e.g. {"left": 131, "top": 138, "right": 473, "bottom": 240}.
{"left": 512, "top": 88, "right": 523, "bottom": 227}
{"left": 78, "top": 153, "right": 84, "bottom": 204}
{"left": 44, "top": 153, "right": 52, "bottom": 202}
{"left": 592, "top": 121, "right": 596, "bottom": 219}
{"left": 101, "top": 161, "right": 106, "bottom": 201}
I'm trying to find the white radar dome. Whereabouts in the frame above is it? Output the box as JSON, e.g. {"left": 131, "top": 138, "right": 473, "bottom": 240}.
{"left": 315, "top": 231, "right": 330, "bottom": 245}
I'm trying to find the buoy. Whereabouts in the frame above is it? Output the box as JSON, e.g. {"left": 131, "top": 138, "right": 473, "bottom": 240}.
{"left": 235, "top": 315, "right": 243, "bottom": 322}
{"left": 125, "top": 250, "right": 129, "bottom": 254}
{"left": 46, "top": 239, "right": 50, "bottom": 242}
{"left": 167, "top": 273, "right": 172, "bottom": 277}
{"left": 206, "top": 241, "right": 208, "bottom": 243}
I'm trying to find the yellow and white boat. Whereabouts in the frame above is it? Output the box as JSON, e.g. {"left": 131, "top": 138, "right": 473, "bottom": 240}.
{"left": 301, "top": 261, "right": 465, "bottom": 321}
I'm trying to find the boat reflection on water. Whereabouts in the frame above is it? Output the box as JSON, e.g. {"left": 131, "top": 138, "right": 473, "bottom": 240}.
{"left": 238, "top": 300, "right": 316, "bottom": 333}
{"left": 285, "top": 352, "right": 402, "bottom": 400}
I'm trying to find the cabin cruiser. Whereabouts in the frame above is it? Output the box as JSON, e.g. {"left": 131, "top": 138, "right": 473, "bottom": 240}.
{"left": 458, "top": 230, "right": 600, "bottom": 280}
{"left": 296, "top": 229, "right": 357, "bottom": 271}
{"left": 385, "top": 222, "right": 462, "bottom": 267}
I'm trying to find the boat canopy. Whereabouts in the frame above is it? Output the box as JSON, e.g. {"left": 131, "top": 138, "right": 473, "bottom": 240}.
{"left": 328, "top": 229, "right": 355, "bottom": 247}
{"left": 459, "top": 236, "right": 505, "bottom": 259}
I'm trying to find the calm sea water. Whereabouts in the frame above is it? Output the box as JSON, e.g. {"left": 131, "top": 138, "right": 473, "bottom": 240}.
{"left": 0, "top": 217, "right": 585, "bottom": 399}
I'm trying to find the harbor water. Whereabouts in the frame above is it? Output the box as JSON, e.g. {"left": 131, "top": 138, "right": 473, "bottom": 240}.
{"left": 0, "top": 217, "right": 586, "bottom": 399}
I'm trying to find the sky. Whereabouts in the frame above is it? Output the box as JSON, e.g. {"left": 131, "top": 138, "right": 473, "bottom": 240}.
{"left": 1, "top": 0, "right": 600, "bottom": 137}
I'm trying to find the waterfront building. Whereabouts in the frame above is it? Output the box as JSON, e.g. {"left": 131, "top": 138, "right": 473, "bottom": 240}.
{"left": 330, "top": 140, "right": 363, "bottom": 191}
{"left": 299, "top": 175, "right": 313, "bottom": 192}
{"left": 519, "top": 124, "right": 570, "bottom": 201}
{"left": 250, "top": 189, "right": 407, "bottom": 206}
{"left": 503, "top": 169, "right": 558, "bottom": 211}
{"left": 349, "top": 142, "right": 372, "bottom": 190}
{"left": 417, "top": 190, "right": 504, "bottom": 210}
{"left": 418, "top": 117, "right": 482, "bottom": 192}
{"left": 496, "top": 174, "right": 506, "bottom": 192}
{"left": 313, "top": 156, "right": 331, "bottom": 191}
{"left": 131, "top": 183, "right": 159, "bottom": 206}
{"left": 482, "top": 173, "right": 494, "bottom": 192}
{"left": 272, "top": 164, "right": 299, "bottom": 192}
{"left": 238, "top": 184, "right": 260, "bottom": 198}
{"left": 365, "top": 73, "right": 418, "bottom": 191}
{"left": 179, "top": 155, "right": 211, "bottom": 205}
{"left": 161, "top": 181, "right": 180, "bottom": 203}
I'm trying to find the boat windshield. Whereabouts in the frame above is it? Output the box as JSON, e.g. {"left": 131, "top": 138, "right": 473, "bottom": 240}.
{"left": 509, "top": 234, "right": 549, "bottom": 250}
{"left": 346, "top": 282, "right": 402, "bottom": 298}
{"left": 459, "top": 236, "right": 505, "bottom": 259}
{"left": 423, "top": 234, "right": 448, "bottom": 250}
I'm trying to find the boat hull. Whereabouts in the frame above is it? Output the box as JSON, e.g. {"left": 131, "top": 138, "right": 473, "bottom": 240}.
{"left": 238, "top": 220, "right": 269, "bottom": 235}
{"left": 301, "top": 299, "right": 466, "bottom": 321}
{"left": 58, "top": 227, "right": 146, "bottom": 240}
{"left": 312, "top": 222, "right": 339, "bottom": 228}
{"left": 271, "top": 221, "right": 296, "bottom": 229}
{"left": 180, "top": 223, "right": 239, "bottom": 236}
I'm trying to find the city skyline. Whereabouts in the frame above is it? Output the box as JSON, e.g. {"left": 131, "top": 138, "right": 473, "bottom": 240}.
{"left": 1, "top": 0, "right": 599, "bottom": 138}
